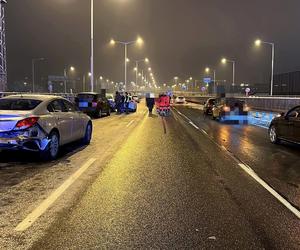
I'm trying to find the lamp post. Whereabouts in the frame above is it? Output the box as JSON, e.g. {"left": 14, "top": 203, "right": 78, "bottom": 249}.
{"left": 135, "top": 57, "right": 149, "bottom": 86}
{"left": 205, "top": 67, "right": 216, "bottom": 95}
{"left": 90, "top": 0, "right": 94, "bottom": 92}
{"left": 32, "top": 58, "right": 45, "bottom": 93}
{"left": 255, "top": 39, "right": 275, "bottom": 96}
{"left": 63, "top": 66, "right": 75, "bottom": 93}
{"left": 110, "top": 37, "right": 144, "bottom": 91}
{"left": 221, "top": 58, "right": 236, "bottom": 93}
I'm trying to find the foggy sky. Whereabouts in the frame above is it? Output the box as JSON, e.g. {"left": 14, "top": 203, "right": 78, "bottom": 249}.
{"left": 6, "top": 0, "right": 300, "bottom": 87}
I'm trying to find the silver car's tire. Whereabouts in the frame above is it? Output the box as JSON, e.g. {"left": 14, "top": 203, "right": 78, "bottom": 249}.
{"left": 269, "top": 125, "right": 279, "bottom": 144}
{"left": 82, "top": 122, "right": 92, "bottom": 145}
{"left": 40, "top": 131, "right": 60, "bottom": 160}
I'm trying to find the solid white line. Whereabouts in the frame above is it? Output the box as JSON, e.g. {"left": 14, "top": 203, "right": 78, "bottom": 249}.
{"left": 189, "top": 121, "right": 199, "bottom": 130}
{"left": 201, "top": 129, "right": 208, "bottom": 135}
{"left": 15, "top": 158, "right": 97, "bottom": 232}
{"left": 126, "top": 120, "right": 135, "bottom": 127}
{"left": 238, "top": 163, "right": 300, "bottom": 219}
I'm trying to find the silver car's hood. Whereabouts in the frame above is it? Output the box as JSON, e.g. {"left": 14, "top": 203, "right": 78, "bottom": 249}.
{"left": 0, "top": 110, "right": 33, "bottom": 132}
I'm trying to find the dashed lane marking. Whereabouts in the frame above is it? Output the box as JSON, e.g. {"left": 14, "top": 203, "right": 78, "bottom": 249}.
{"left": 15, "top": 158, "right": 97, "bottom": 232}
{"left": 126, "top": 120, "right": 135, "bottom": 128}
{"left": 173, "top": 108, "right": 300, "bottom": 220}
{"left": 189, "top": 121, "right": 199, "bottom": 130}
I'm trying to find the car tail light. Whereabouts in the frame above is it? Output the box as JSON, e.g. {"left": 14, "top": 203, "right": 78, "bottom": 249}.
{"left": 15, "top": 117, "right": 39, "bottom": 130}
{"left": 92, "top": 102, "right": 98, "bottom": 108}
{"left": 223, "top": 106, "right": 230, "bottom": 112}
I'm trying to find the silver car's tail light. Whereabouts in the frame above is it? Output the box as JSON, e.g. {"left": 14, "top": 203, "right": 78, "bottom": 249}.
{"left": 14, "top": 117, "right": 39, "bottom": 130}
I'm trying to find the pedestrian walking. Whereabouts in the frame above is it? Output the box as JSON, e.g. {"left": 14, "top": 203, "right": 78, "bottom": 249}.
{"left": 146, "top": 93, "right": 155, "bottom": 115}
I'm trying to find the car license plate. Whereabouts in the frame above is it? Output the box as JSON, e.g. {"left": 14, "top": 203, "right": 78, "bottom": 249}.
{"left": 79, "top": 102, "right": 88, "bottom": 108}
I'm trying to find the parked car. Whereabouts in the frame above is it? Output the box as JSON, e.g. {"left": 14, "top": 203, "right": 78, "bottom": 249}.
{"left": 175, "top": 96, "right": 186, "bottom": 104}
{"left": 106, "top": 93, "right": 116, "bottom": 112}
{"left": 269, "top": 106, "right": 300, "bottom": 145}
{"left": 203, "top": 98, "right": 216, "bottom": 115}
{"left": 75, "top": 92, "right": 110, "bottom": 118}
{"left": 212, "top": 98, "right": 249, "bottom": 122}
{"left": 0, "top": 95, "right": 92, "bottom": 160}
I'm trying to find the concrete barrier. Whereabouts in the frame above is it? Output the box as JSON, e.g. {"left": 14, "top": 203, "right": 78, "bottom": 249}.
{"left": 185, "top": 96, "right": 300, "bottom": 112}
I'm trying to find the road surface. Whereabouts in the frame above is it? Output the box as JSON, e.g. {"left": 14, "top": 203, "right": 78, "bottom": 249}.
{"left": 0, "top": 102, "right": 299, "bottom": 249}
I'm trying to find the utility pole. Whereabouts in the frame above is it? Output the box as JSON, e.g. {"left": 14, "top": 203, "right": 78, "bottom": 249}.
{"left": 0, "top": 0, "right": 7, "bottom": 92}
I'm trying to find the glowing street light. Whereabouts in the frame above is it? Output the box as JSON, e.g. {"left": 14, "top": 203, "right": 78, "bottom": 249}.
{"left": 221, "top": 57, "right": 236, "bottom": 91}
{"left": 64, "top": 65, "right": 75, "bottom": 93}
{"left": 205, "top": 67, "right": 217, "bottom": 95}
{"left": 110, "top": 37, "right": 145, "bottom": 91}
{"left": 254, "top": 38, "right": 275, "bottom": 96}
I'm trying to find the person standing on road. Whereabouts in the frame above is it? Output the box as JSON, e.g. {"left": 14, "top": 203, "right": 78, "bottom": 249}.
{"left": 115, "top": 91, "right": 122, "bottom": 114}
{"left": 124, "top": 92, "right": 130, "bottom": 114}
{"left": 146, "top": 93, "right": 155, "bottom": 115}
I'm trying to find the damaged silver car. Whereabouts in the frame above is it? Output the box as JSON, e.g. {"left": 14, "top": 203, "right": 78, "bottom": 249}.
{"left": 0, "top": 94, "right": 93, "bottom": 160}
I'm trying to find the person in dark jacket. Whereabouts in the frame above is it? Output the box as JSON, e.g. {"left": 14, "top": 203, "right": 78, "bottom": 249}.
{"left": 115, "top": 91, "right": 122, "bottom": 114}
{"left": 146, "top": 93, "right": 155, "bottom": 115}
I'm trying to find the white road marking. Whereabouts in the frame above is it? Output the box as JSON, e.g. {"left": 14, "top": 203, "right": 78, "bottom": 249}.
{"left": 173, "top": 107, "right": 300, "bottom": 220}
{"left": 126, "top": 120, "right": 135, "bottom": 127}
{"left": 238, "top": 163, "right": 300, "bottom": 219}
{"left": 15, "top": 158, "right": 97, "bottom": 232}
{"left": 201, "top": 129, "right": 208, "bottom": 135}
{"left": 189, "top": 121, "right": 199, "bottom": 130}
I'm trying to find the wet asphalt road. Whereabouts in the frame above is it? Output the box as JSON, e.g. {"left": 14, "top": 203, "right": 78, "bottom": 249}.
{"left": 28, "top": 103, "right": 300, "bottom": 249}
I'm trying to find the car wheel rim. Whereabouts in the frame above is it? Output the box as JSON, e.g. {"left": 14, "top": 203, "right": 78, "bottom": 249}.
{"left": 50, "top": 134, "right": 59, "bottom": 157}
{"left": 86, "top": 125, "right": 92, "bottom": 141}
{"left": 270, "top": 127, "right": 276, "bottom": 142}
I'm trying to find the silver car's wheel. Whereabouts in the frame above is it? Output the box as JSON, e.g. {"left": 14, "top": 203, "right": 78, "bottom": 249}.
{"left": 82, "top": 122, "right": 92, "bottom": 145}
{"left": 49, "top": 133, "right": 59, "bottom": 158}
{"left": 269, "top": 125, "right": 279, "bottom": 144}
{"left": 40, "top": 131, "right": 60, "bottom": 160}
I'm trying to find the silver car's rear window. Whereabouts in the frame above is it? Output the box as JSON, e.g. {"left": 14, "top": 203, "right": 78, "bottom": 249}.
{"left": 0, "top": 99, "right": 42, "bottom": 110}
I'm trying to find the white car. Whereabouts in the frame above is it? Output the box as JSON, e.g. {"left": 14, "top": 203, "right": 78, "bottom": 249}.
{"left": 175, "top": 96, "right": 186, "bottom": 104}
{"left": 0, "top": 95, "right": 92, "bottom": 160}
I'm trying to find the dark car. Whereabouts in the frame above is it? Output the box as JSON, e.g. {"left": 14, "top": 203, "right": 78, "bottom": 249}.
{"left": 75, "top": 92, "right": 110, "bottom": 118}
{"left": 269, "top": 106, "right": 300, "bottom": 145}
{"left": 212, "top": 98, "right": 249, "bottom": 122}
{"left": 203, "top": 98, "right": 216, "bottom": 115}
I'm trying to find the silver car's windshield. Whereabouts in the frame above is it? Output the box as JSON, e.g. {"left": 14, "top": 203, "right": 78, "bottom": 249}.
{"left": 0, "top": 99, "right": 42, "bottom": 110}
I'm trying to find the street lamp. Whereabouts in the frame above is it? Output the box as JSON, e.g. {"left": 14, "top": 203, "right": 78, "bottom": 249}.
{"left": 134, "top": 57, "right": 149, "bottom": 86}
{"left": 221, "top": 57, "right": 236, "bottom": 93}
{"left": 64, "top": 66, "right": 75, "bottom": 93}
{"left": 255, "top": 39, "right": 275, "bottom": 96}
{"left": 205, "top": 67, "right": 217, "bottom": 95}
{"left": 32, "top": 58, "right": 45, "bottom": 93}
{"left": 110, "top": 37, "right": 144, "bottom": 91}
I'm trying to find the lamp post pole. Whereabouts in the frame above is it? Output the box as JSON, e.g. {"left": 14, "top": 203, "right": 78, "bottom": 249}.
{"left": 90, "top": 0, "right": 94, "bottom": 92}
{"left": 32, "top": 58, "right": 45, "bottom": 93}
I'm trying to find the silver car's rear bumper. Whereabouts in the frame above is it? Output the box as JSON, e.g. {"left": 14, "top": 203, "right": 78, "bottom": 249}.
{"left": 0, "top": 126, "right": 50, "bottom": 152}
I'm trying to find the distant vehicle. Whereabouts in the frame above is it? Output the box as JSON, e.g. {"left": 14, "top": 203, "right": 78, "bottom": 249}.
{"left": 203, "top": 98, "right": 216, "bottom": 115}
{"left": 132, "top": 95, "right": 140, "bottom": 103}
{"left": 106, "top": 93, "right": 116, "bottom": 112}
{"left": 175, "top": 96, "right": 186, "bottom": 104}
{"left": 75, "top": 92, "right": 110, "bottom": 118}
{"left": 212, "top": 98, "right": 249, "bottom": 122}
{"left": 269, "top": 106, "right": 300, "bottom": 145}
{"left": 0, "top": 95, "right": 92, "bottom": 160}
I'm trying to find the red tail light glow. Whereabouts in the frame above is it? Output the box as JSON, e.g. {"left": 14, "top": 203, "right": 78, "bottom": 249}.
{"left": 15, "top": 117, "right": 39, "bottom": 130}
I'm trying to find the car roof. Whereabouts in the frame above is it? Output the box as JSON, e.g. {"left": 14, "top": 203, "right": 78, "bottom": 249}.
{"left": 2, "top": 94, "right": 65, "bottom": 102}
{"left": 77, "top": 92, "right": 98, "bottom": 95}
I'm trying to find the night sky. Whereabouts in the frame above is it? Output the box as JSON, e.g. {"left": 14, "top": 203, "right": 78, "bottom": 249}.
{"left": 5, "top": 0, "right": 300, "bottom": 88}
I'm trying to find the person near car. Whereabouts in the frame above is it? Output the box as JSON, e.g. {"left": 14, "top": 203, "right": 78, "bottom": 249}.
{"left": 115, "top": 91, "right": 122, "bottom": 114}
{"left": 124, "top": 92, "right": 131, "bottom": 114}
{"left": 146, "top": 93, "right": 155, "bottom": 115}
